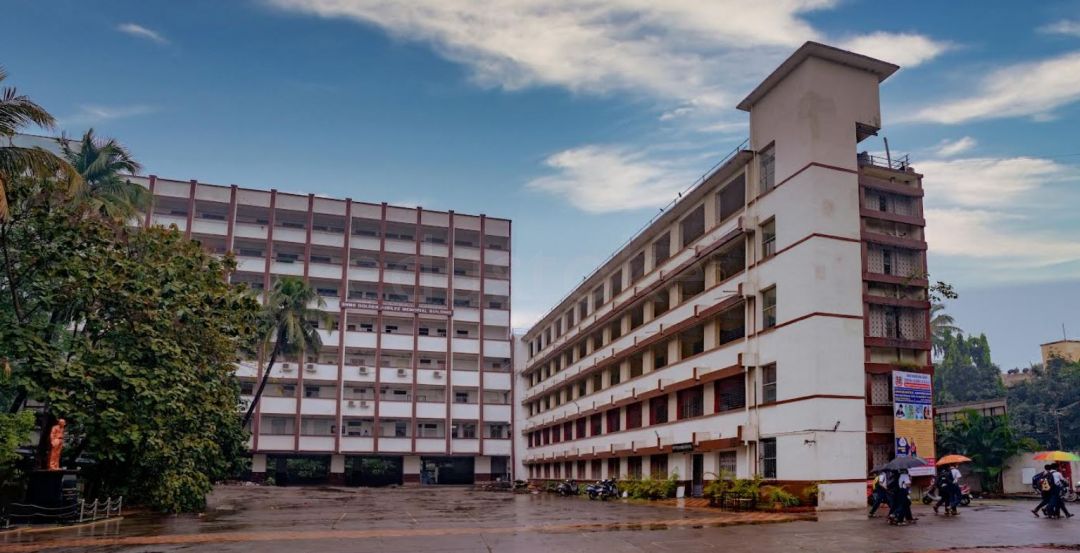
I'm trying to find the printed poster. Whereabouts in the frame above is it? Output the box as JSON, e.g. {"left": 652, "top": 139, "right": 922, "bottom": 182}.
{"left": 893, "top": 370, "right": 936, "bottom": 476}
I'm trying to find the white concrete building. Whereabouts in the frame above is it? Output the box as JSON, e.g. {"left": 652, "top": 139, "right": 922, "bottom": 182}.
{"left": 515, "top": 42, "right": 931, "bottom": 509}
{"left": 135, "top": 176, "right": 514, "bottom": 485}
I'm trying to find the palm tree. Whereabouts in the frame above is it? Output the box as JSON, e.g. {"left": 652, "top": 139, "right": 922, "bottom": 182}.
{"left": 0, "top": 67, "right": 80, "bottom": 220}
{"left": 931, "top": 303, "right": 960, "bottom": 357}
{"left": 241, "top": 277, "right": 328, "bottom": 428}
{"left": 61, "top": 129, "right": 147, "bottom": 221}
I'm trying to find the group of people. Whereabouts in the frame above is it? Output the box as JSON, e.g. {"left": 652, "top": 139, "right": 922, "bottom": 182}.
{"left": 868, "top": 467, "right": 916, "bottom": 525}
{"left": 1032, "top": 464, "right": 1073, "bottom": 519}
{"left": 931, "top": 463, "right": 964, "bottom": 516}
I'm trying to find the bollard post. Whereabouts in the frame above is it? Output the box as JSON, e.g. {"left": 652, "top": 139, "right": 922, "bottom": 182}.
{"left": 117, "top": 496, "right": 123, "bottom": 516}
{"left": 78, "top": 499, "right": 85, "bottom": 523}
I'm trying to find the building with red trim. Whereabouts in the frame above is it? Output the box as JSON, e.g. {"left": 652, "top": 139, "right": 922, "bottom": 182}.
{"left": 515, "top": 42, "right": 931, "bottom": 508}
{"left": 134, "top": 177, "right": 515, "bottom": 485}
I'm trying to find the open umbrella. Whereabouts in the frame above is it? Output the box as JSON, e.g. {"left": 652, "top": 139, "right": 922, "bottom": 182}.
{"left": 1032, "top": 451, "right": 1080, "bottom": 462}
{"left": 937, "top": 454, "right": 972, "bottom": 465}
{"left": 879, "top": 456, "right": 929, "bottom": 471}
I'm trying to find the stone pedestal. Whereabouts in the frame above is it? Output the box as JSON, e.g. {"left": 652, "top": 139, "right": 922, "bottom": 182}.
{"left": 26, "top": 470, "right": 78, "bottom": 508}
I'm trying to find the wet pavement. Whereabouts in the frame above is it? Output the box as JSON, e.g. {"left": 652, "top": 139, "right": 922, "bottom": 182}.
{"left": 0, "top": 486, "right": 1076, "bottom": 552}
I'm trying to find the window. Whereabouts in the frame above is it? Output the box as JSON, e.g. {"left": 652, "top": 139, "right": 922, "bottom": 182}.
{"left": 577, "top": 380, "right": 587, "bottom": 397}
{"left": 610, "top": 269, "right": 623, "bottom": 296}
{"left": 304, "top": 386, "right": 320, "bottom": 398}
{"left": 650, "top": 396, "right": 669, "bottom": 425}
{"left": 653, "top": 233, "right": 671, "bottom": 265}
{"left": 718, "top": 451, "right": 737, "bottom": 478}
{"left": 629, "top": 252, "right": 646, "bottom": 283}
{"left": 610, "top": 366, "right": 621, "bottom": 386}
{"left": 882, "top": 249, "right": 893, "bottom": 275}
{"left": 626, "top": 402, "right": 642, "bottom": 429}
{"left": 592, "top": 372, "right": 603, "bottom": 392}
{"left": 606, "top": 409, "right": 621, "bottom": 432}
{"left": 654, "top": 345, "right": 668, "bottom": 370}
{"left": 761, "top": 438, "right": 777, "bottom": 478}
{"left": 576, "top": 417, "right": 587, "bottom": 438}
{"left": 607, "top": 458, "right": 620, "bottom": 479}
{"left": 677, "top": 386, "right": 704, "bottom": 419}
{"left": 761, "top": 364, "right": 777, "bottom": 404}
{"left": 680, "top": 204, "right": 705, "bottom": 248}
{"left": 758, "top": 146, "right": 775, "bottom": 194}
{"left": 590, "top": 414, "right": 603, "bottom": 436}
{"left": 762, "top": 287, "right": 777, "bottom": 330}
{"left": 628, "top": 456, "right": 643, "bottom": 479}
{"left": 650, "top": 455, "right": 668, "bottom": 478}
{"left": 455, "top": 392, "right": 469, "bottom": 404}
{"left": 761, "top": 219, "right": 776, "bottom": 258}
{"left": 591, "top": 459, "right": 603, "bottom": 479}
{"left": 715, "top": 375, "right": 746, "bottom": 413}
{"left": 240, "top": 381, "right": 254, "bottom": 395}
{"left": 717, "top": 173, "right": 746, "bottom": 223}
{"left": 592, "top": 286, "right": 605, "bottom": 311}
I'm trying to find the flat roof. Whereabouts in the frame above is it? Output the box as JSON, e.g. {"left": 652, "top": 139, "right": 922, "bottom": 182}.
{"left": 736, "top": 41, "right": 899, "bottom": 112}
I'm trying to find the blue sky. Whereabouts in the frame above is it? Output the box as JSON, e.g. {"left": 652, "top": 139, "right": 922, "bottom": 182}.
{"left": 3, "top": 0, "right": 1080, "bottom": 370}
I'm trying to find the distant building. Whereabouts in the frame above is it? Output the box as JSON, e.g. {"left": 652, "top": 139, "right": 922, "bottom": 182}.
{"left": 1003, "top": 368, "right": 1034, "bottom": 388}
{"left": 1040, "top": 339, "right": 1080, "bottom": 365}
{"left": 934, "top": 398, "right": 1007, "bottom": 427}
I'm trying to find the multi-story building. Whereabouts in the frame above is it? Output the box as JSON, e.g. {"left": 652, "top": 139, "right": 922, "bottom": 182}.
{"left": 1040, "top": 339, "right": 1080, "bottom": 365}
{"left": 515, "top": 42, "right": 931, "bottom": 509}
{"left": 133, "top": 176, "right": 514, "bottom": 485}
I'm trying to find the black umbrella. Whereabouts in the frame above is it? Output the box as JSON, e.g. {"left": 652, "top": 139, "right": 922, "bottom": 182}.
{"left": 876, "top": 456, "right": 929, "bottom": 472}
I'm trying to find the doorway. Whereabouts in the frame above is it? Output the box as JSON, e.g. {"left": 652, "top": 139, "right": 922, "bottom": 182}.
{"left": 691, "top": 454, "right": 704, "bottom": 497}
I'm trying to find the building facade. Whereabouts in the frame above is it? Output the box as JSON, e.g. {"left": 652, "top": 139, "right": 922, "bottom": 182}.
{"left": 515, "top": 42, "right": 931, "bottom": 509}
{"left": 1040, "top": 339, "right": 1080, "bottom": 365}
{"left": 135, "top": 175, "right": 514, "bottom": 485}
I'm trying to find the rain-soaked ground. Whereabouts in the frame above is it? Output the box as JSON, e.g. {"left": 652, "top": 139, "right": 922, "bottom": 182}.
{"left": 0, "top": 485, "right": 1077, "bottom": 552}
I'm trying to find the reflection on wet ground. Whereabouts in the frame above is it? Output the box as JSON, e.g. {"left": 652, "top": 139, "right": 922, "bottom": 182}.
{"left": 0, "top": 486, "right": 1075, "bottom": 552}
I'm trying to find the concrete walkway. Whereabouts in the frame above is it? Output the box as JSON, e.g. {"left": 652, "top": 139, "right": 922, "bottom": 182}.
{"left": 0, "top": 486, "right": 1075, "bottom": 552}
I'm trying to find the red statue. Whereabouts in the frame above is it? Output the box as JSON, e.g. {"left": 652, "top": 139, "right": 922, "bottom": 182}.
{"left": 46, "top": 419, "right": 66, "bottom": 470}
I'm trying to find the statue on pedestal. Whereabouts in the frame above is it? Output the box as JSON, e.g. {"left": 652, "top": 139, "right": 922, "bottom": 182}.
{"left": 46, "top": 419, "right": 66, "bottom": 471}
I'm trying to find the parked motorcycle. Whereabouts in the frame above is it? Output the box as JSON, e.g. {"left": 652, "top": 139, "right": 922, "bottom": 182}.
{"left": 586, "top": 479, "right": 619, "bottom": 500}
{"left": 555, "top": 479, "right": 579, "bottom": 497}
{"left": 921, "top": 484, "right": 972, "bottom": 507}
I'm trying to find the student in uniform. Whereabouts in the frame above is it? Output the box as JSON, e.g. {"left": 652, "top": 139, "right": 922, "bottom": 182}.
{"left": 891, "top": 469, "right": 916, "bottom": 525}
{"left": 1049, "top": 465, "right": 1073, "bottom": 519}
{"left": 869, "top": 470, "right": 889, "bottom": 518}
{"left": 933, "top": 466, "right": 953, "bottom": 515}
{"left": 1033, "top": 465, "right": 1055, "bottom": 518}
{"left": 948, "top": 464, "right": 963, "bottom": 515}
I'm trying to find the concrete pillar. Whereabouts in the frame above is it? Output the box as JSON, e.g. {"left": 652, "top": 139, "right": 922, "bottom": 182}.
{"left": 328, "top": 454, "right": 346, "bottom": 485}
{"left": 703, "top": 383, "right": 716, "bottom": 416}
{"left": 403, "top": 455, "right": 422, "bottom": 486}
{"left": 475, "top": 455, "right": 492, "bottom": 482}
{"left": 250, "top": 453, "right": 267, "bottom": 483}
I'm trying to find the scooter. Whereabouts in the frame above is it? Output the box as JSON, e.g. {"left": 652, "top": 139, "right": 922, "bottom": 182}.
{"left": 586, "top": 479, "right": 619, "bottom": 500}
{"left": 555, "top": 479, "right": 578, "bottom": 497}
{"left": 922, "top": 484, "right": 972, "bottom": 507}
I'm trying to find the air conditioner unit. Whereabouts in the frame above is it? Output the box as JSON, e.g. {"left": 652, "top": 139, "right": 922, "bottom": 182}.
{"left": 433, "top": 371, "right": 443, "bottom": 379}
{"left": 305, "top": 364, "right": 316, "bottom": 373}
{"left": 740, "top": 214, "right": 758, "bottom": 231}
{"left": 397, "top": 368, "right": 407, "bottom": 377}
{"left": 281, "top": 363, "right": 293, "bottom": 373}
{"left": 359, "top": 400, "right": 369, "bottom": 408}
{"left": 347, "top": 400, "right": 356, "bottom": 407}
{"left": 281, "top": 362, "right": 290, "bottom": 369}
{"left": 358, "top": 366, "right": 369, "bottom": 375}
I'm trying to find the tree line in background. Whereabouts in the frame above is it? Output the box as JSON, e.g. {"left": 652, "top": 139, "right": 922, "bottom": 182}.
{"left": 0, "top": 67, "right": 269, "bottom": 512}
{"left": 931, "top": 300, "right": 1080, "bottom": 491}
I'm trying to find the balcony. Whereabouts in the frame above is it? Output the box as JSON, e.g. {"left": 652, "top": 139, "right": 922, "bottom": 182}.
{"left": 858, "top": 152, "right": 911, "bottom": 172}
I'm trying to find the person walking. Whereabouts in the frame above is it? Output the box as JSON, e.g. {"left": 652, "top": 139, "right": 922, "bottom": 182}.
{"left": 891, "top": 469, "right": 916, "bottom": 525}
{"left": 1049, "top": 465, "right": 1073, "bottom": 519}
{"left": 869, "top": 470, "right": 889, "bottom": 518}
{"left": 933, "top": 466, "right": 953, "bottom": 515}
{"left": 948, "top": 464, "right": 963, "bottom": 515}
{"left": 1033, "top": 464, "right": 1055, "bottom": 518}
{"left": 886, "top": 469, "right": 901, "bottom": 524}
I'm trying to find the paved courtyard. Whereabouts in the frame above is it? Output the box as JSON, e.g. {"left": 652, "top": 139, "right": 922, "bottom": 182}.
{"left": 0, "top": 486, "right": 1076, "bottom": 552}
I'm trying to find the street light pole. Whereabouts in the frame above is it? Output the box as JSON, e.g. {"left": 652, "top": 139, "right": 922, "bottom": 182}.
{"left": 1052, "top": 399, "right": 1079, "bottom": 450}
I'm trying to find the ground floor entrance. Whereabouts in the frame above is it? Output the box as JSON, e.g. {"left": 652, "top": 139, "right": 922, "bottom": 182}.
{"left": 421, "top": 456, "right": 475, "bottom": 485}
{"left": 345, "top": 456, "right": 403, "bottom": 487}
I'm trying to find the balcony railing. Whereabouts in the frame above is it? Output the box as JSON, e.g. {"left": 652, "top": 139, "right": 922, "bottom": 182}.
{"left": 858, "top": 152, "right": 910, "bottom": 171}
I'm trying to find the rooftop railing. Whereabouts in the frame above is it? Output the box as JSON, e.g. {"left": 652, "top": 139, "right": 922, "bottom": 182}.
{"left": 858, "top": 151, "right": 911, "bottom": 171}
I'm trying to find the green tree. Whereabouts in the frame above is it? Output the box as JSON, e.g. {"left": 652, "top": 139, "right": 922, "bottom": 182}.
{"left": 1007, "top": 356, "right": 1080, "bottom": 450}
{"left": 930, "top": 303, "right": 960, "bottom": 358}
{"left": 933, "top": 330, "right": 1005, "bottom": 405}
{"left": 936, "top": 409, "right": 1037, "bottom": 493}
{"left": 0, "top": 67, "right": 80, "bottom": 220}
{"left": 241, "top": 277, "right": 326, "bottom": 428}
{"left": 0, "top": 176, "right": 260, "bottom": 511}
{"left": 61, "top": 128, "right": 148, "bottom": 221}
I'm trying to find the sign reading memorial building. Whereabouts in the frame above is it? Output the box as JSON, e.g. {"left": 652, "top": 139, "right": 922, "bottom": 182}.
{"left": 341, "top": 299, "right": 453, "bottom": 317}
{"left": 892, "top": 370, "right": 935, "bottom": 476}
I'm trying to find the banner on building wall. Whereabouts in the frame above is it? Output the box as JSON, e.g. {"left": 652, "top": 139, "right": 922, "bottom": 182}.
{"left": 893, "top": 370, "right": 936, "bottom": 476}
{"left": 341, "top": 299, "right": 453, "bottom": 316}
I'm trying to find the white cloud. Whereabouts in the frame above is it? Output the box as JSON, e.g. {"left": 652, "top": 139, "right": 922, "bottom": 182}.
{"left": 61, "top": 104, "right": 156, "bottom": 126}
{"left": 934, "top": 136, "right": 976, "bottom": 157}
{"left": 838, "top": 32, "right": 950, "bottom": 68}
{"left": 526, "top": 145, "right": 698, "bottom": 213}
{"left": 919, "top": 156, "right": 1074, "bottom": 207}
{"left": 116, "top": 23, "right": 169, "bottom": 44}
{"left": 910, "top": 51, "right": 1080, "bottom": 124}
{"left": 1039, "top": 20, "right": 1080, "bottom": 37}
{"left": 265, "top": 0, "right": 945, "bottom": 117}
{"left": 926, "top": 208, "right": 1080, "bottom": 265}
